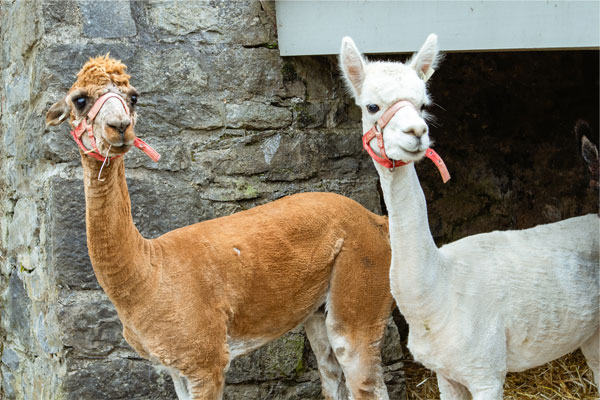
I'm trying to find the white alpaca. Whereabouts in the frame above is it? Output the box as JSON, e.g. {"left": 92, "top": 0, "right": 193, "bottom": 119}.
{"left": 340, "top": 34, "right": 599, "bottom": 400}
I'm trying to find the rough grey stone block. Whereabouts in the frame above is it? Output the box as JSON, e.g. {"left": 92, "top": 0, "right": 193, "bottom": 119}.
{"left": 3, "top": 273, "right": 33, "bottom": 348}
{"left": 40, "top": 43, "right": 137, "bottom": 91}
{"left": 49, "top": 177, "right": 99, "bottom": 290}
{"left": 148, "top": 0, "right": 219, "bottom": 36}
{"left": 1, "top": 368, "right": 16, "bottom": 399}
{"left": 225, "top": 102, "right": 292, "bottom": 130}
{"left": 58, "top": 290, "right": 127, "bottom": 357}
{"left": 78, "top": 0, "right": 137, "bottom": 39}
{"left": 227, "top": 328, "right": 306, "bottom": 384}
{"left": 137, "top": 96, "right": 225, "bottom": 132}
{"left": 224, "top": 381, "right": 322, "bottom": 400}
{"left": 382, "top": 318, "right": 404, "bottom": 365}
{"left": 7, "top": 198, "right": 38, "bottom": 251}
{"left": 42, "top": 0, "right": 80, "bottom": 31}
{"left": 294, "top": 102, "right": 331, "bottom": 129}
{"left": 42, "top": 126, "right": 81, "bottom": 162}
{"left": 125, "top": 136, "right": 190, "bottom": 172}
{"left": 127, "top": 175, "right": 220, "bottom": 238}
{"left": 1, "top": 0, "right": 42, "bottom": 68}
{"left": 35, "top": 312, "right": 61, "bottom": 355}
{"left": 1, "top": 348, "right": 20, "bottom": 371}
{"left": 131, "top": 48, "right": 209, "bottom": 95}
{"left": 203, "top": 47, "right": 284, "bottom": 98}
{"left": 147, "top": 0, "right": 270, "bottom": 46}
{"left": 64, "top": 358, "right": 176, "bottom": 399}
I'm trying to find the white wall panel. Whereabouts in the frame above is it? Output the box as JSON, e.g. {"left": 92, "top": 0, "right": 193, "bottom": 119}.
{"left": 275, "top": 1, "right": 600, "bottom": 55}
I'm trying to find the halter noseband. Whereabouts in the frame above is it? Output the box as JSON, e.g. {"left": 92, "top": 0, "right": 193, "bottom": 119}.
{"left": 362, "top": 100, "right": 450, "bottom": 183}
{"left": 70, "top": 92, "right": 161, "bottom": 162}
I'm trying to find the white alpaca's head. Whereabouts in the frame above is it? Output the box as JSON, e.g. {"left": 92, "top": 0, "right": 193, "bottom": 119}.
{"left": 340, "top": 34, "right": 440, "bottom": 163}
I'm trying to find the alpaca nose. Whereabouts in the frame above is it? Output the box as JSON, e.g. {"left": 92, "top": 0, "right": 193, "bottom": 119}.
{"left": 403, "top": 121, "right": 428, "bottom": 137}
{"left": 106, "top": 116, "right": 131, "bottom": 137}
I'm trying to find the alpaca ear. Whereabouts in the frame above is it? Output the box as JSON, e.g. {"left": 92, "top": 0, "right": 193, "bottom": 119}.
{"left": 46, "top": 99, "right": 70, "bottom": 126}
{"left": 581, "top": 135, "right": 599, "bottom": 166}
{"left": 574, "top": 120, "right": 598, "bottom": 164}
{"left": 340, "top": 36, "right": 366, "bottom": 98}
{"left": 409, "top": 33, "right": 440, "bottom": 82}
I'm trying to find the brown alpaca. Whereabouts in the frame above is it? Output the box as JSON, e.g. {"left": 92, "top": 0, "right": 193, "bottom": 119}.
{"left": 46, "top": 55, "right": 395, "bottom": 400}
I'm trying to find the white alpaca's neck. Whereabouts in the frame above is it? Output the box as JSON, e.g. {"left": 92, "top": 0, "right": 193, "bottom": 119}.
{"left": 377, "top": 163, "right": 447, "bottom": 320}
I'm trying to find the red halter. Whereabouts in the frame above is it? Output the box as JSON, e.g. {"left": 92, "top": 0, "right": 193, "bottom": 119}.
{"left": 70, "top": 92, "right": 161, "bottom": 162}
{"left": 362, "top": 100, "right": 450, "bottom": 183}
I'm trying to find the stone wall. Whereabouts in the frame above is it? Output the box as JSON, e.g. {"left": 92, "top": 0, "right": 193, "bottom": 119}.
{"left": 1, "top": 1, "right": 598, "bottom": 399}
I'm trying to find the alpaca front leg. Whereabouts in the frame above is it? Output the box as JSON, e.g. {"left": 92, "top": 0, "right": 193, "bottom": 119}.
{"left": 581, "top": 330, "right": 600, "bottom": 388}
{"left": 188, "top": 370, "right": 226, "bottom": 400}
{"left": 437, "top": 374, "right": 471, "bottom": 400}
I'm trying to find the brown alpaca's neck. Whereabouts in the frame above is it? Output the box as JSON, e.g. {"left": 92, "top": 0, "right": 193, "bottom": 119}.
{"left": 81, "top": 153, "right": 152, "bottom": 300}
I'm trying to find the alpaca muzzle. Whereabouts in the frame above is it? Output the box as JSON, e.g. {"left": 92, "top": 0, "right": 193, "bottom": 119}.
{"left": 362, "top": 100, "right": 450, "bottom": 183}
{"left": 70, "top": 92, "right": 161, "bottom": 162}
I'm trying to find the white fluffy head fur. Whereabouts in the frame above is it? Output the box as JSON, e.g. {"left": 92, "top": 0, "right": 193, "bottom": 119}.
{"left": 340, "top": 35, "right": 441, "bottom": 163}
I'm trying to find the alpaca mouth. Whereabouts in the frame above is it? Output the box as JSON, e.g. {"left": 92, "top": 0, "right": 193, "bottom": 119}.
{"left": 101, "top": 140, "right": 131, "bottom": 155}
{"left": 104, "top": 134, "right": 134, "bottom": 149}
{"left": 403, "top": 148, "right": 424, "bottom": 155}
{"left": 397, "top": 146, "right": 426, "bottom": 159}
{"left": 109, "top": 143, "right": 132, "bottom": 153}
{"left": 110, "top": 139, "right": 134, "bottom": 148}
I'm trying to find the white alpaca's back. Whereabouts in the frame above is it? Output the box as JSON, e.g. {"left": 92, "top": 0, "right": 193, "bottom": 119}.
{"left": 440, "top": 214, "right": 599, "bottom": 371}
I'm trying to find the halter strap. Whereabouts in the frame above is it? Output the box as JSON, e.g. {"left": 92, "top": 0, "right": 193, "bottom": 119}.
{"left": 70, "top": 92, "right": 160, "bottom": 162}
{"left": 362, "top": 100, "right": 450, "bottom": 182}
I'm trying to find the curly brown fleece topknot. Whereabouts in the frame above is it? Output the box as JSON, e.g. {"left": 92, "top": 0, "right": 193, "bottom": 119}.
{"left": 72, "top": 54, "right": 131, "bottom": 90}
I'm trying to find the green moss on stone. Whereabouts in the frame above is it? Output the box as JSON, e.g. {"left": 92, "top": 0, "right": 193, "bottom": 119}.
{"left": 235, "top": 180, "right": 260, "bottom": 199}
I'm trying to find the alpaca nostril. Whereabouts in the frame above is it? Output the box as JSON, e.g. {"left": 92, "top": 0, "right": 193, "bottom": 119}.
{"left": 106, "top": 118, "right": 131, "bottom": 138}
{"left": 404, "top": 124, "right": 428, "bottom": 138}
{"left": 107, "top": 124, "right": 127, "bottom": 138}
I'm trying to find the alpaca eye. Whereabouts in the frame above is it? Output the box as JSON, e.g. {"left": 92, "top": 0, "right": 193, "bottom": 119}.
{"left": 74, "top": 97, "right": 87, "bottom": 109}
{"left": 366, "top": 104, "right": 380, "bottom": 114}
{"left": 130, "top": 95, "right": 137, "bottom": 105}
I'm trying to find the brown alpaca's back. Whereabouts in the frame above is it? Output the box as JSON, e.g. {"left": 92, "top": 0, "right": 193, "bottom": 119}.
{"left": 149, "top": 192, "right": 391, "bottom": 339}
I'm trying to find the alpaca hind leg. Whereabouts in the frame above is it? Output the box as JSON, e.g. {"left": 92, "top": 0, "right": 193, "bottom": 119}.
{"left": 470, "top": 387, "right": 503, "bottom": 400}
{"left": 323, "top": 223, "right": 394, "bottom": 399}
{"left": 305, "top": 310, "right": 348, "bottom": 399}
{"left": 581, "top": 330, "right": 600, "bottom": 388}
{"left": 468, "top": 378, "right": 505, "bottom": 400}
{"left": 170, "top": 369, "right": 191, "bottom": 400}
{"left": 325, "top": 317, "right": 389, "bottom": 400}
{"left": 437, "top": 374, "right": 471, "bottom": 400}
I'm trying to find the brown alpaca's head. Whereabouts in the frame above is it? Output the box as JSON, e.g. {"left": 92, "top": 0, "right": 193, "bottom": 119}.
{"left": 46, "top": 55, "right": 139, "bottom": 159}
